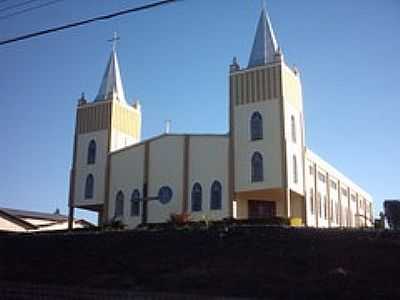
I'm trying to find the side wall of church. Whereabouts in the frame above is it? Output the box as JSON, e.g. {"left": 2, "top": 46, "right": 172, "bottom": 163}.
{"left": 108, "top": 143, "right": 145, "bottom": 229}
{"left": 282, "top": 64, "right": 305, "bottom": 197}
{"left": 305, "top": 150, "right": 373, "bottom": 228}
{"left": 108, "top": 134, "right": 229, "bottom": 228}
{"left": 147, "top": 136, "right": 185, "bottom": 223}
{"left": 188, "top": 136, "right": 229, "bottom": 221}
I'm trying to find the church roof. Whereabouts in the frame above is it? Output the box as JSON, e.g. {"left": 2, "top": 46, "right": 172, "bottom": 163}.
{"left": 95, "top": 49, "right": 127, "bottom": 104}
{"left": 248, "top": 5, "right": 279, "bottom": 68}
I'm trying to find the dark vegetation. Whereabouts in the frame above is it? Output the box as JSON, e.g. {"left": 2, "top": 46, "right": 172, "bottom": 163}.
{"left": 0, "top": 223, "right": 399, "bottom": 299}
{"left": 384, "top": 200, "right": 400, "bottom": 230}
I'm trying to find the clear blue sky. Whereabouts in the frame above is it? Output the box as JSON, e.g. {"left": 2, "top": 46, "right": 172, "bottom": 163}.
{"left": 0, "top": 0, "right": 399, "bottom": 223}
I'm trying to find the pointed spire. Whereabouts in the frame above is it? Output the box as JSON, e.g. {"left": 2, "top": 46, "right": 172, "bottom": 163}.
{"left": 95, "top": 35, "right": 127, "bottom": 104}
{"left": 248, "top": 4, "right": 280, "bottom": 68}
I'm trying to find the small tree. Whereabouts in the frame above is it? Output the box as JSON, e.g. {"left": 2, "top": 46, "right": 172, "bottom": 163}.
{"left": 384, "top": 200, "right": 400, "bottom": 230}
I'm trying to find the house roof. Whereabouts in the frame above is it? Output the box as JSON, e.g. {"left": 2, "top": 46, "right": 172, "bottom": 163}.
{"left": 0, "top": 209, "right": 37, "bottom": 230}
{"left": 0, "top": 207, "right": 95, "bottom": 231}
{"left": 0, "top": 207, "right": 69, "bottom": 222}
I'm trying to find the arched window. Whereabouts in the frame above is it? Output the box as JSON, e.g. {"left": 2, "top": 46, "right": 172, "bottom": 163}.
{"left": 318, "top": 193, "right": 322, "bottom": 218}
{"left": 291, "top": 115, "right": 296, "bottom": 143}
{"left": 293, "top": 155, "right": 298, "bottom": 184}
{"left": 130, "top": 189, "right": 140, "bottom": 217}
{"left": 250, "top": 112, "right": 263, "bottom": 141}
{"left": 87, "top": 140, "right": 96, "bottom": 164}
{"left": 115, "top": 191, "right": 124, "bottom": 217}
{"left": 191, "top": 183, "right": 202, "bottom": 212}
{"left": 84, "top": 174, "right": 94, "bottom": 199}
{"left": 210, "top": 181, "right": 222, "bottom": 210}
{"left": 310, "top": 188, "right": 314, "bottom": 214}
{"left": 251, "top": 152, "right": 263, "bottom": 182}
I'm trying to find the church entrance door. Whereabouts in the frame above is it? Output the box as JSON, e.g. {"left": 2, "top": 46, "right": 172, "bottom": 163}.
{"left": 248, "top": 200, "right": 276, "bottom": 219}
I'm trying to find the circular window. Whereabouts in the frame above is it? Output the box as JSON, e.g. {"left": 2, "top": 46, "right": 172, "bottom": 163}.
{"left": 158, "top": 186, "right": 173, "bottom": 204}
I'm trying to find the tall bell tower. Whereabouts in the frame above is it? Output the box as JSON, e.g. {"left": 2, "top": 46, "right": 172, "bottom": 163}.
{"left": 229, "top": 5, "right": 306, "bottom": 220}
{"left": 68, "top": 41, "right": 141, "bottom": 228}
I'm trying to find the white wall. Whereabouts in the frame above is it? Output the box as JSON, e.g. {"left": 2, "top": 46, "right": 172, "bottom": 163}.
{"left": 188, "top": 136, "right": 229, "bottom": 221}
{"left": 110, "top": 130, "right": 137, "bottom": 152}
{"left": 329, "top": 177, "right": 340, "bottom": 227}
{"left": 304, "top": 159, "right": 316, "bottom": 226}
{"left": 234, "top": 100, "right": 283, "bottom": 192}
{"left": 316, "top": 167, "right": 329, "bottom": 228}
{"left": 147, "top": 136, "right": 184, "bottom": 223}
{"left": 305, "top": 149, "right": 373, "bottom": 227}
{"left": 109, "top": 143, "right": 145, "bottom": 229}
{"left": 284, "top": 101, "right": 304, "bottom": 196}
{"left": 74, "top": 130, "right": 109, "bottom": 207}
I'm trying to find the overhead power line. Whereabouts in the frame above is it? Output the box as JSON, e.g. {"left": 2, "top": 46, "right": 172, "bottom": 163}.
{"left": 0, "top": 0, "right": 41, "bottom": 13}
{"left": 0, "top": 0, "right": 182, "bottom": 46}
{"left": 0, "top": 0, "right": 65, "bottom": 21}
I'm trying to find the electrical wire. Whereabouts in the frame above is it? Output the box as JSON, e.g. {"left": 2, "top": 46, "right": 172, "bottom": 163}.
{"left": 0, "top": 0, "right": 41, "bottom": 13}
{"left": 0, "top": 0, "right": 64, "bottom": 21}
{"left": 0, "top": 0, "right": 182, "bottom": 46}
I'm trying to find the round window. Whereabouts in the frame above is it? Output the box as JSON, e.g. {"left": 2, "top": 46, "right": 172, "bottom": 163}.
{"left": 158, "top": 186, "right": 173, "bottom": 204}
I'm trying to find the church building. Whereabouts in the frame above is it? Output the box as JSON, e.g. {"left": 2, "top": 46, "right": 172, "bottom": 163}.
{"left": 68, "top": 6, "right": 373, "bottom": 229}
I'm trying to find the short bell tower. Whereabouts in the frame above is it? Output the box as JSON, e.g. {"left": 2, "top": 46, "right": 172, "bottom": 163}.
{"left": 68, "top": 40, "right": 141, "bottom": 228}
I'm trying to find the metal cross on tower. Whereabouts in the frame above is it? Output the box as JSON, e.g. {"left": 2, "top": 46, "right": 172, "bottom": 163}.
{"left": 108, "top": 32, "right": 120, "bottom": 51}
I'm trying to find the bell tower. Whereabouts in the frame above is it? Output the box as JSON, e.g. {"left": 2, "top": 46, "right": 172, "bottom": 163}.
{"left": 68, "top": 41, "right": 141, "bottom": 228}
{"left": 229, "top": 5, "right": 306, "bottom": 220}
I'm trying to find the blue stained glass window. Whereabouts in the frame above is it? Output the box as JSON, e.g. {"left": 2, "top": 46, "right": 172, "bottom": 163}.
{"left": 191, "top": 183, "right": 202, "bottom": 212}
{"left": 251, "top": 152, "right": 264, "bottom": 182}
{"left": 250, "top": 112, "right": 263, "bottom": 141}
{"left": 84, "top": 174, "right": 94, "bottom": 199}
{"left": 210, "top": 181, "right": 222, "bottom": 210}
{"left": 115, "top": 191, "right": 124, "bottom": 217}
{"left": 158, "top": 186, "right": 173, "bottom": 205}
{"left": 87, "top": 140, "right": 96, "bottom": 164}
{"left": 130, "top": 189, "right": 140, "bottom": 216}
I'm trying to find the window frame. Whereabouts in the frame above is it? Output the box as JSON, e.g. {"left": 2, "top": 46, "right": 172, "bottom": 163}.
{"left": 293, "top": 155, "right": 298, "bottom": 184}
{"left": 130, "top": 189, "right": 141, "bottom": 217}
{"left": 191, "top": 182, "right": 202, "bottom": 212}
{"left": 87, "top": 140, "right": 96, "bottom": 165}
{"left": 251, "top": 152, "right": 264, "bottom": 183}
{"left": 84, "top": 174, "right": 94, "bottom": 199}
{"left": 115, "top": 190, "right": 125, "bottom": 217}
{"left": 310, "top": 188, "right": 314, "bottom": 214}
{"left": 210, "top": 180, "right": 222, "bottom": 210}
{"left": 250, "top": 111, "right": 263, "bottom": 141}
{"left": 291, "top": 115, "right": 296, "bottom": 143}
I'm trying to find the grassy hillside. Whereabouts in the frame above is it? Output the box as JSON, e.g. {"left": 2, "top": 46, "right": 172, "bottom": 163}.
{"left": 0, "top": 226, "right": 399, "bottom": 299}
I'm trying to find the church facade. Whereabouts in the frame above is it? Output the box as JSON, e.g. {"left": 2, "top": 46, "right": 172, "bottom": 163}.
{"left": 68, "top": 7, "right": 373, "bottom": 229}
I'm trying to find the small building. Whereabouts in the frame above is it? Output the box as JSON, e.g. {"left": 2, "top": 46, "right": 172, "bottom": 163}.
{"left": 0, "top": 207, "right": 93, "bottom": 232}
